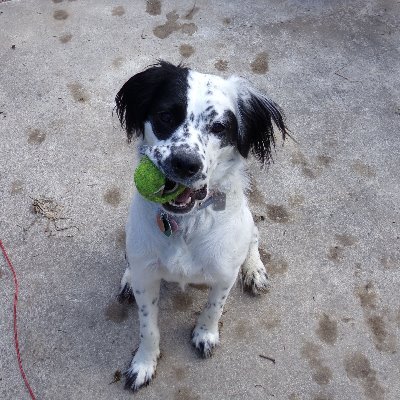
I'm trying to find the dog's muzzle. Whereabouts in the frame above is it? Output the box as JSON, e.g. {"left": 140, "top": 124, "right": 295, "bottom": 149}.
{"left": 162, "top": 182, "right": 207, "bottom": 214}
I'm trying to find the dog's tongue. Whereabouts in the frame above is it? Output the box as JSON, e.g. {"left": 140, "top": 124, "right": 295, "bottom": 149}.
{"left": 175, "top": 188, "right": 193, "bottom": 203}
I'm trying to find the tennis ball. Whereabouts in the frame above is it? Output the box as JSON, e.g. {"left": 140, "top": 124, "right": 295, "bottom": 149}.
{"left": 134, "top": 156, "right": 185, "bottom": 203}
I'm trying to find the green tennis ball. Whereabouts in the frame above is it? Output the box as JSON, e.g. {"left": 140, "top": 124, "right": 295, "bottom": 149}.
{"left": 134, "top": 156, "right": 185, "bottom": 203}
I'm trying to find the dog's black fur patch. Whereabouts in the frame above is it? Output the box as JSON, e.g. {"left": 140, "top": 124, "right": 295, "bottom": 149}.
{"left": 115, "top": 61, "right": 189, "bottom": 141}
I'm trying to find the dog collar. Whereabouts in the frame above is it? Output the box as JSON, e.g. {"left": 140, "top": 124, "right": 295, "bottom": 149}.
{"left": 156, "top": 192, "right": 226, "bottom": 237}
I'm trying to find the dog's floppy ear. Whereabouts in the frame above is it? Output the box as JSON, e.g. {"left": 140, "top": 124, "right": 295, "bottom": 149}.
{"left": 115, "top": 61, "right": 188, "bottom": 141}
{"left": 230, "top": 77, "right": 288, "bottom": 164}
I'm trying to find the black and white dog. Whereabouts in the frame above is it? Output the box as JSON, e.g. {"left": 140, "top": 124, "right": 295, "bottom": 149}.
{"left": 115, "top": 61, "right": 288, "bottom": 391}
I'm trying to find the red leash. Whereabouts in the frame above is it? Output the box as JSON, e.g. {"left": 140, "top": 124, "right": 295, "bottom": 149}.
{"left": 0, "top": 240, "right": 37, "bottom": 400}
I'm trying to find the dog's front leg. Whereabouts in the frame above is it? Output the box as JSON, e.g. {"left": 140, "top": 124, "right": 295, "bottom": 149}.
{"left": 192, "top": 280, "right": 235, "bottom": 358}
{"left": 125, "top": 277, "right": 161, "bottom": 392}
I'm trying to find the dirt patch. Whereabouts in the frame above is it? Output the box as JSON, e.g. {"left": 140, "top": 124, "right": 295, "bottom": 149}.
{"left": 251, "top": 52, "right": 269, "bottom": 74}
{"left": 146, "top": 0, "right": 161, "bottom": 16}
{"left": 179, "top": 44, "right": 195, "bottom": 58}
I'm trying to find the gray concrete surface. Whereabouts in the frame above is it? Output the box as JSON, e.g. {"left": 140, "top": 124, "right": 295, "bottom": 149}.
{"left": 1, "top": 0, "right": 399, "bottom": 399}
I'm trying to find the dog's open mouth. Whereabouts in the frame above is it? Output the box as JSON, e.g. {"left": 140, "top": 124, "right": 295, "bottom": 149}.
{"left": 162, "top": 179, "right": 207, "bottom": 214}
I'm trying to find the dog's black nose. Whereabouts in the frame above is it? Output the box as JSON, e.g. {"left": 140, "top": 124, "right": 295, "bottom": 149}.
{"left": 170, "top": 150, "right": 202, "bottom": 179}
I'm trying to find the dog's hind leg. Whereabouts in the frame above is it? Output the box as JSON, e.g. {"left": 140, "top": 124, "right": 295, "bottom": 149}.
{"left": 241, "top": 224, "right": 270, "bottom": 295}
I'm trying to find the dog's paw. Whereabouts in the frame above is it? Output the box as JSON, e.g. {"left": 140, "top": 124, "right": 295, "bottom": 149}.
{"left": 242, "top": 265, "right": 270, "bottom": 295}
{"left": 124, "top": 350, "right": 159, "bottom": 392}
{"left": 117, "top": 282, "right": 135, "bottom": 304}
{"left": 191, "top": 326, "right": 219, "bottom": 358}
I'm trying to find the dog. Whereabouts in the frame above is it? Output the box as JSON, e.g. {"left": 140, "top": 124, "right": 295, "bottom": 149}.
{"left": 115, "top": 61, "right": 288, "bottom": 391}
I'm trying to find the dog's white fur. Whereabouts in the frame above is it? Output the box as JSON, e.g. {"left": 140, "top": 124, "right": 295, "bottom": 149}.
{"left": 115, "top": 63, "right": 286, "bottom": 391}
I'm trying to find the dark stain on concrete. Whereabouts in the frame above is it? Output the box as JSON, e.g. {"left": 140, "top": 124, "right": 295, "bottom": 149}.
{"left": 327, "top": 245, "right": 344, "bottom": 262}
{"left": 352, "top": 160, "right": 376, "bottom": 178}
{"left": 116, "top": 228, "right": 126, "bottom": 250}
{"left": 268, "top": 258, "right": 289, "bottom": 277}
{"left": 223, "top": 17, "right": 232, "bottom": 25}
{"left": 52, "top": 0, "right": 63, "bottom": 3}
{"left": 179, "top": 44, "right": 195, "bottom": 58}
{"left": 112, "top": 57, "right": 124, "bottom": 68}
{"left": 104, "top": 187, "right": 122, "bottom": 206}
{"left": 105, "top": 301, "right": 129, "bottom": 323}
{"left": 288, "top": 194, "right": 304, "bottom": 208}
{"left": 146, "top": 0, "right": 161, "bottom": 16}
{"left": 67, "top": 82, "right": 90, "bottom": 103}
{"left": 367, "top": 315, "right": 386, "bottom": 348}
{"left": 380, "top": 255, "right": 398, "bottom": 270}
{"left": 189, "top": 283, "right": 209, "bottom": 291}
{"left": 184, "top": 5, "right": 199, "bottom": 20}
{"left": 53, "top": 10, "right": 69, "bottom": 20}
{"left": 344, "top": 352, "right": 385, "bottom": 400}
{"left": 251, "top": 52, "right": 269, "bottom": 74}
{"left": 291, "top": 151, "right": 316, "bottom": 179}
{"left": 316, "top": 155, "right": 333, "bottom": 167}
{"left": 11, "top": 180, "right": 24, "bottom": 195}
{"left": 234, "top": 320, "right": 249, "bottom": 338}
{"left": 172, "top": 292, "right": 193, "bottom": 311}
{"left": 316, "top": 313, "right": 338, "bottom": 345}
{"left": 248, "top": 184, "right": 265, "bottom": 207}
{"left": 301, "top": 342, "right": 333, "bottom": 386}
{"left": 335, "top": 233, "right": 358, "bottom": 247}
{"left": 266, "top": 204, "right": 290, "bottom": 223}
{"left": 259, "top": 248, "right": 272, "bottom": 266}
{"left": 263, "top": 315, "right": 281, "bottom": 330}
{"left": 112, "top": 6, "right": 125, "bottom": 16}
{"left": 28, "top": 129, "right": 46, "bottom": 145}
{"left": 172, "top": 366, "right": 186, "bottom": 381}
{"left": 355, "top": 282, "right": 377, "bottom": 310}
{"left": 214, "top": 59, "right": 228, "bottom": 71}
{"left": 153, "top": 11, "right": 197, "bottom": 39}
{"left": 180, "top": 22, "right": 197, "bottom": 35}
{"left": 59, "top": 33, "right": 72, "bottom": 43}
{"left": 313, "top": 395, "right": 333, "bottom": 400}
{"left": 174, "top": 387, "right": 200, "bottom": 400}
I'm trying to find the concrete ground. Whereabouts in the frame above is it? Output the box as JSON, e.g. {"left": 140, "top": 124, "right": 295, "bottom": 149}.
{"left": 0, "top": 0, "right": 399, "bottom": 399}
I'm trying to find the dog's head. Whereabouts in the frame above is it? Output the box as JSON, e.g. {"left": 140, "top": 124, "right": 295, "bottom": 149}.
{"left": 116, "top": 61, "right": 288, "bottom": 214}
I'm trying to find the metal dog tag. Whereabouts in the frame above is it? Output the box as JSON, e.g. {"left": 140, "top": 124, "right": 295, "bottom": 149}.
{"left": 212, "top": 192, "right": 226, "bottom": 211}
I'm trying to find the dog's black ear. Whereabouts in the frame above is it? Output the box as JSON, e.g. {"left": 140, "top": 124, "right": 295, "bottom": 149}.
{"left": 115, "top": 61, "right": 188, "bottom": 141}
{"left": 231, "top": 78, "right": 288, "bottom": 164}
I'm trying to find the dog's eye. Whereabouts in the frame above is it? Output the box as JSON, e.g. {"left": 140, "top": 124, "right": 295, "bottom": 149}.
{"left": 158, "top": 111, "right": 173, "bottom": 124}
{"left": 210, "top": 122, "right": 225, "bottom": 134}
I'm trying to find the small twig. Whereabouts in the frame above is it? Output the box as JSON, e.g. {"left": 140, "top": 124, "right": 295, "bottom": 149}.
{"left": 259, "top": 354, "right": 276, "bottom": 364}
